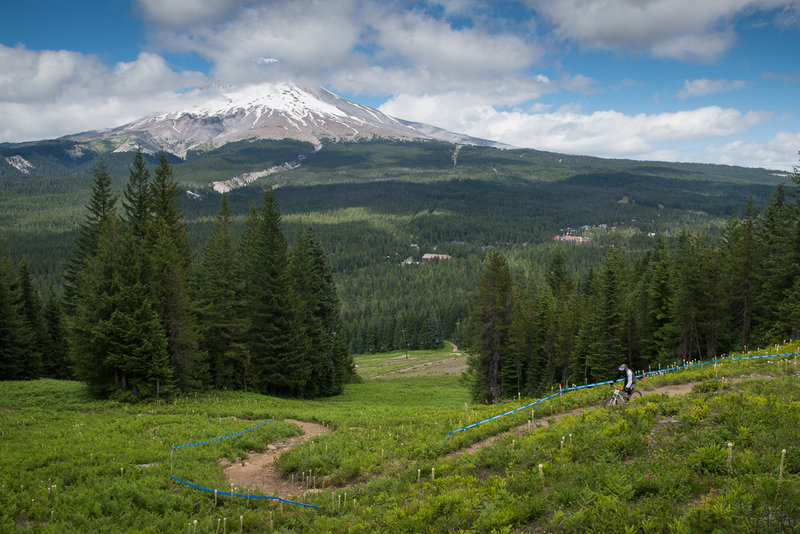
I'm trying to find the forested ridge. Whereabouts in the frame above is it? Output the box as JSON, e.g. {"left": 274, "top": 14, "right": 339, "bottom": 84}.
{"left": 0, "top": 138, "right": 795, "bottom": 400}
{"left": 465, "top": 168, "right": 800, "bottom": 403}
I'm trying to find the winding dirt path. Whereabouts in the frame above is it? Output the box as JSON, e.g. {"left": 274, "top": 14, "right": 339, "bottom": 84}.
{"left": 222, "top": 419, "right": 333, "bottom": 499}
{"left": 221, "top": 375, "right": 767, "bottom": 494}
{"left": 447, "top": 381, "right": 696, "bottom": 458}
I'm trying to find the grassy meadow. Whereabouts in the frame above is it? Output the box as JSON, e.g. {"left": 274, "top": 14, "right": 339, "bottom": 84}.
{"left": 2, "top": 346, "right": 799, "bottom": 532}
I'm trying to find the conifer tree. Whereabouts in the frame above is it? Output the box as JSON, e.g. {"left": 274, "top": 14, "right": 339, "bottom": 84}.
{"left": 288, "top": 226, "right": 321, "bottom": 395}
{"left": 103, "top": 230, "right": 173, "bottom": 399}
{"left": 69, "top": 151, "right": 176, "bottom": 400}
{"left": 510, "top": 271, "right": 536, "bottom": 395}
{"left": 0, "top": 246, "right": 36, "bottom": 380}
{"left": 241, "top": 188, "right": 304, "bottom": 397}
{"left": 63, "top": 160, "right": 117, "bottom": 313}
{"left": 722, "top": 199, "right": 763, "bottom": 350}
{"left": 424, "top": 309, "right": 442, "bottom": 350}
{"left": 289, "top": 225, "right": 353, "bottom": 396}
{"left": 466, "top": 250, "right": 513, "bottom": 403}
{"left": 647, "top": 236, "right": 676, "bottom": 365}
{"left": 195, "top": 194, "right": 250, "bottom": 390}
{"left": 17, "top": 258, "right": 44, "bottom": 378}
{"left": 151, "top": 151, "right": 192, "bottom": 267}
{"left": 584, "top": 245, "right": 629, "bottom": 380}
{"left": 68, "top": 218, "right": 123, "bottom": 397}
{"left": 671, "top": 232, "right": 725, "bottom": 361}
{"left": 42, "top": 287, "right": 70, "bottom": 379}
{"left": 123, "top": 148, "right": 152, "bottom": 241}
{"left": 756, "top": 184, "right": 795, "bottom": 343}
{"left": 149, "top": 152, "right": 203, "bottom": 390}
{"left": 775, "top": 155, "right": 800, "bottom": 338}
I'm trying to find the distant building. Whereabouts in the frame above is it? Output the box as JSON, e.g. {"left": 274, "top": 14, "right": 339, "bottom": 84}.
{"left": 422, "top": 253, "right": 452, "bottom": 261}
{"left": 552, "top": 235, "right": 592, "bottom": 244}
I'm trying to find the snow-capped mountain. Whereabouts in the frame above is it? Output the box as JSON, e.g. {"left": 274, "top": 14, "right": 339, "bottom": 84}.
{"left": 70, "top": 83, "right": 508, "bottom": 157}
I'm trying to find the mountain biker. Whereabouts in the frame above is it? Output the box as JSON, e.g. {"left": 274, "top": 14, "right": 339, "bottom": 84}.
{"left": 616, "top": 363, "right": 636, "bottom": 397}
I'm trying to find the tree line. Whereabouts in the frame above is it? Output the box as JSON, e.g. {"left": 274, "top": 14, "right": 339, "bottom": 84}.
{"left": 465, "top": 159, "right": 800, "bottom": 403}
{"left": 0, "top": 149, "right": 354, "bottom": 400}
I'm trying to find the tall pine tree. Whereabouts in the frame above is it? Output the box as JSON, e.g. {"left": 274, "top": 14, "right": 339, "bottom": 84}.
{"left": 17, "top": 258, "right": 44, "bottom": 378}
{"left": 195, "top": 194, "right": 250, "bottom": 390}
{"left": 0, "top": 246, "right": 37, "bottom": 380}
{"left": 241, "top": 189, "right": 304, "bottom": 397}
{"left": 290, "top": 225, "right": 354, "bottom": 396}
{"left": 722, "top": 199, "right": 763, "bottom": 350}
{"left": 466, "top": 250, "right": 513, "bottom": 403}
{"left": 42, "top": 287, "right": 70, "bottom": 379}
{"left": 584, "top": 244, "right": 629, "bottom": 380}
{"left": 69, "top": 217, "right": 124, "bottom": 397}
{"left": 63, "top": 160, "right": 117, "bottom": 313}
{"left": 149, "top": 151, "right": 203, "bottom": 390}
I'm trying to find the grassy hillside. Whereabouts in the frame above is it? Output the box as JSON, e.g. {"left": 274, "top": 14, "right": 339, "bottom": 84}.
{"left": 1, "top": 345, "right": 798, "bottom": 532}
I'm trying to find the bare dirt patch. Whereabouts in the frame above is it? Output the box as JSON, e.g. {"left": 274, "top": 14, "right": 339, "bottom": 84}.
{"left": 222, "top": 419, "right": 335, "bottom": 499}
{"left": 371, "top": 355, "right": 467, "bottom": 379}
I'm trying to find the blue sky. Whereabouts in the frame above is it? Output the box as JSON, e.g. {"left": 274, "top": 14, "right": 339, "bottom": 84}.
{"left": 1, "top": 0, "right": 799, "bottom": 170}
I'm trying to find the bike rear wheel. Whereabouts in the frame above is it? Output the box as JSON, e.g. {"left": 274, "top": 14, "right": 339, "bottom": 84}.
{"left": 628, "top": 390, "right": 643, "bottom": 401}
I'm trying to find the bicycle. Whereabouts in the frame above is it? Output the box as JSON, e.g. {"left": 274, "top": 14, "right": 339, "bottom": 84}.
{"left": 604, "top": 385, "right": 642, "bottom": 407}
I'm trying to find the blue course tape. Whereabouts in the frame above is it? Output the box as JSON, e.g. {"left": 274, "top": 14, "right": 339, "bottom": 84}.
{"left": 173, "top": 418, "right": 275, "bottom": 450}
{"left": 170, "top": 476, "right": 320, "bottom": 509}
{"left": 444, "top": 351, "right": 798, "bottom": 442}
{"left": 171, "top": 417, "right": 320, "bottom": 509}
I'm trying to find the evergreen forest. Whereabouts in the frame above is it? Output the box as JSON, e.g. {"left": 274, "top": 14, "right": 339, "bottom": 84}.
{"left": 1, "top": 137, "right": 797, "bottom": 402}
{"left": 1, "top": 149, "right": 353, "bottom": 399}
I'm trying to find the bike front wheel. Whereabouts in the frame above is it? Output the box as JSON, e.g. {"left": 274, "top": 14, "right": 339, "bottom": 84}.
{"left": 604, "top": 395, "right": 618, "bottom": 407}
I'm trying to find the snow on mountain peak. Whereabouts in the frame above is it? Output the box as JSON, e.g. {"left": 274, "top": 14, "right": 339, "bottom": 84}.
{"left": 70, "top": 82, "right": 509, "bottom": 157}
{"left": 182, "top": 83, "right": 348, "bottom": 121}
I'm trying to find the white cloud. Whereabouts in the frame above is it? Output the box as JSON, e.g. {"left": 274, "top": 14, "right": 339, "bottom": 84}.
{"left": 0, "top": 44, "right": 206, "bottom": 142}
{"left": 704, "top": 131, "right": 800, "bottom": 170}
{"left": 529, "top": 0, "right": 794, "bottom": 61}
{"left": 144, "top": 1, "right": 546, "bottom": 98}
{"left": 678, "top": 78, "right": 751, "bottom": 98}
{"left": 147, "top": 0, "right": 365, "bottom": 86}
{"left": 372, "top": 10, "right": 542, "bottom": 76}
{"left": 381, "top": 93, "right": 770, "bottom": 161}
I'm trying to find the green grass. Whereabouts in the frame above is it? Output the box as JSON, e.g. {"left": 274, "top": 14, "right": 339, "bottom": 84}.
{"left": 1, "top": 347, "right": 799, "bottom": 532}
{"left": 353, "top": 346, "right": 462, "bottom": 379}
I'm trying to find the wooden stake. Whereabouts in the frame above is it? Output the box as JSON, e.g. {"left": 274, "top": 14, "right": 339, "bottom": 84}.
{"left": 727, "top": 443, "right": 734, "bottom": 474}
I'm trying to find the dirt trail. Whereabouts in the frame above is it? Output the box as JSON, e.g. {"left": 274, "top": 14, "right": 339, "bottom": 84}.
{"left": 370, "top": 342, "right": 465, "bottom": 380}
{"left": 220, "top": 377, "right": 749, "bottom": 494}
{"left": 447, "top": 381, "right": 696, "bottom": 458}
{"left": 222, "top": 419, "right": 332, "bottom": 499}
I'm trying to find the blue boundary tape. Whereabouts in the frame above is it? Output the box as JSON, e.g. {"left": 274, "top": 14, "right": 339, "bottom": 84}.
{"left": 444, "top": 351, "right": 799, "bottom": 442}
{"left": 171, "top": 417, "right": 320, "bottom": 509}
{"left": 170, "top": 476, "right": 320, "bottom": 509}
{"left": 172, "top": 418, "right": 275, "bottom": 449}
